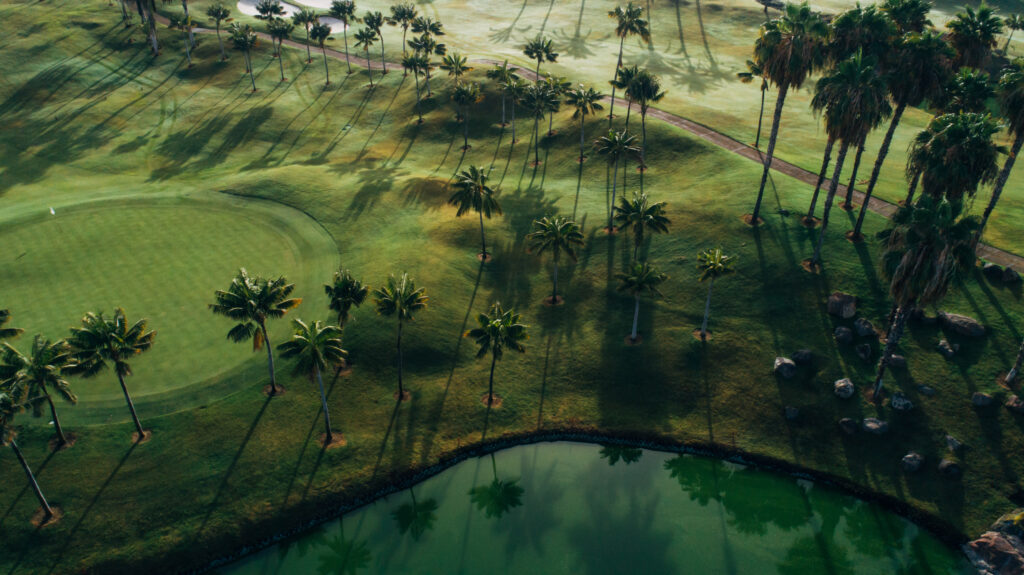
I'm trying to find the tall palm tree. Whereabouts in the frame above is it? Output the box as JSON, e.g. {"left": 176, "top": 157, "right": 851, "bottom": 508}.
{"left": 209, "top": 269, "right": 301, "bottom": 396}
{"left": 595, "top": 130, "right": 641, "bottom": 232}
{"left": 67, "top": 309, "right": 156, "bottom": 440}
{"left": 404, "top": 53, "right": 428, "bottom": 122}
{"left": 0, "top": 310, "right": 22, "bottom": 341}
{"left": 0, "top": 392, "right": 55, "bottom": 522}
{"left": 364, "top": 11, "right": 388, "bottom": 73}
{"left": 737, "top": 60, "right": 768, "bottom": 148}
{"left": 328, "top": 0, "right": 359, "bottom": 74}
{"left": 803, "top": 136, "right": 835, "bottom": 225}
{"left": 410, "top": 15, "right": 445, "bottom": 38}
{"left": 388, "top": 3, "right": 418, "bottom": 59}
{"left": 0, "top": 337, "right": 76, "bottom": 447}
{"left": 292, "top": 8, "right": 319, "bottom": 63}
{"left": 169, "top": 15, "right": 194, "bottom": 67}
{"left": 310, "top": 21, "right": 333, "bottom": 85}
{"left": 440, "top": 52, "right": 471, "bottom": 82}
{"left": 144, "top": 0, "right": 159, "bottom": 56}
{"left": 697, "top": 248, "right": 736, "bottom": 342}
{"left": 940, "top": 68, "right": 995, "bottom": 114}
{"left": 853, "top": 31, "right": 953, "bottom": 239}
{"left": 523, "top": 35, "right": 558, "bottom": 78}
{"left": 325, "top": 269, "right": 368, "bottom": 328}
{"left": 505, "top": 76, "right": 527, "bottom": 143}
{"left": 977, "top": 59, "right": 1024, "bottom": 241}
{"left": 880, "top": 0, "right": 932, "bottom": 35}
{"left": 948, "top": 3, "right": 1004, "bottom": 69}
{"left": 829, "top": 4, "right": 897, "bottom": 64}
{"left": 408, "top": 29, "right": 446, "bottom": 97}
{"left": 625, "top": 69, "right": 666, "bottom": 177}
{"left": 254, "top": 0, "right": 285, "bottom": 21}
{"left": 230, "top": 23, "right": 259, "bottom": 92}
{"left": 566, "top": 85, "right": 605, "bottom": 162}
{"left": 486, "top": 61, "right": 519, "bottom": 127}
{"left": 614, "top": 192, "right": 670, "bottom": 261}
{"left": 452, "top": 82, "right": 482, "bottom": 150}
{"left": 607, "top": 2, "right": 650, "bottom": 127}
{"left": 277, "top": 319, "right": 347, "bottom": 444}
{"left": 373, "top": 274, "right": 428, "bottom": 400}
{"left": 541, "top": 74, "right": 570, "bottom": 136}
{"left": 610, "top": 65, "right": 640, "bottom": 130}
{"left": 465, "top": 303, "right": 527, "bottom": 406}
{"left": 268, "top": 18, "right": 295, "bottom": 82}
{"left": 873, "top": 196, "right": 977, "bottom": 399}
{"left": 522, "top": 83, "right": 557, "bottom": 166}
{"left": 616, "top": 262, "right": 667, "bottom": 343}
{"left": 749, "top": 2, "right": 828, "bottom": 225}
{"left": 354, "top": 27, "right": 377, "bottom": 86}
{"left": 527, "top": 216, "right": 585, "bottom": 304}
{"left": 907, "top": 112, "right": 1003, "bottom": 204}
{"left": 1005, "top": 14, "right": 1024, "bottom": 52}
{"left": 808, "top": 51, "right": 892, "bottom": 267}
{"left": 449, "top": 166, "right": 502, "bottom": 259}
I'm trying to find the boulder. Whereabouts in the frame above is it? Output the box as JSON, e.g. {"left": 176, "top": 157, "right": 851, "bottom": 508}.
{"left": 901, "top": 452, "right": 924, "bottom": 473}
{"left": 983, "top": 262, "right": 1004, "bottom": 281}
{"left": 1006, "top": 395, "right": 1024, "bottom": 414}
{"left": 891, "top": 392, "right": 914, "bottom": 412}
{"left": 838, "top": 418, "right": 859, "bottom": 435}
{"left": 834, "top": 326, "right": 854, "bottom": 345}
{"left": 862, "top": 418, "right": 889, "bottom": 435}
{"left": 972, "top": 392, "right": 994, "bottom": 407}
{"left": 827, "top": 292, "right": 857, "bottom": 319}
{"left": 946, "top": 434, "right": 965, "bottom": 453}
{"left": 966, "top": 531, "right": 1024, "bottom": 575}
{"left": 792, "top": 349, "right": 814, "bottom": 365}
{"left": 834, "top": 378, "right": 855, "bottom": 399}
{"left": 773, "top": 357, "right": 797, "bottom": 379}
{"left": 856, "top": 343, "right": 873, "bottom": 362}
{"left": 784, "top": 406, "right": 800, "bottom": 421}
{"left": 1005, "top": 267, "right": 1022, "bottom": 284}
{"left": 939, "top": 312, "right": 986, "bottom": 338}
{"left": 938, "top": 458, "right": 962, "bottom": 478}
{"left": 889, "top": 354, "right": 907, "bottom": 369}
{"left": 991, "top": 510, "right": 1024, "bottom": 539}
{"left": 854, "top": 317, "right": 876, "bottom": 337}
{"left": 917, "top": 384, "right": 937, "bottom": 397}
{"left": 937, "top": 339, "right": 959, "bottom": 359}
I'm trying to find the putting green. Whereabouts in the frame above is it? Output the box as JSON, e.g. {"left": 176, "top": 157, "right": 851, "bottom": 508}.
{"left": 0, "top": 192, "right": 337, "bottom": 424}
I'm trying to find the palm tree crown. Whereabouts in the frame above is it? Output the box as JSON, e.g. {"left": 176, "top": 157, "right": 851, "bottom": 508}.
{"left": 880, "top": 0, "right": 932, "bottom": 35}
{"left": 754, "top": 2, "right": 829, "bottom": 91}
{"left": 614, "top": 192, "right": 671, "bottom": 261}
{"left": 0, "top": 310, "right": 22, "bottom": 341}
{"left": 324, "top": 269, "right": 368, "bottom": 327}
{"left": 947, "top": 3, "right": 1004, "bottom": 68}
{"left": 908, "top": 112, "right": 1004, "bottom": 201}
{"left": 374, "top": 274, "right": 428, "bottom": 323}
{"left": 0, "top": 336, "right": 76, "bottom": 444}
{"left": 523, "top": 35, "right": 558, "bottom": 76}
{"left": 277, "top": 320, "right": 347, "bottom": 378}
{"left": 467, "top": 303, "right": 528, "bottom": 362}
{"left": 209, "top": 269, "right": 301, "bottom": 350}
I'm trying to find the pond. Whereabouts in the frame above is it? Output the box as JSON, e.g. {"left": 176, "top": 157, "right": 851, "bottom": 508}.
{"left": 219, "top": 442, "right": 970, "bottom": 574}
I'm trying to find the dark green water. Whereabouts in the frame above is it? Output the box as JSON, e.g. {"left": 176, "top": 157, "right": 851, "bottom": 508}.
{"left": 219, "top": 442, "right": 969, "bottom": 575}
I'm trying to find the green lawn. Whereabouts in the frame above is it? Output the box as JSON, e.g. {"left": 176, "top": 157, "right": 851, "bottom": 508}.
{"left": 0, "top": 1, "right": 1023, "bottom": 573}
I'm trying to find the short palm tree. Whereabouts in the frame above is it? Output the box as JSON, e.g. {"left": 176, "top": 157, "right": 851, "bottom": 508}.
{"left": 611, "top": 65, "right": 640, "bottom": 129}
{"left": 522, "top": 83, "right": 557, "bottom": 166}
{"left": 292, "top": 8, "right": 319, "bottom": 63}
{"left": 440, "top": 52, "right": 471, "bottom": 82}
{"left": 404, "top": 53, "right": 428, "bottom": 122}
{"left": 230, "top": 23, "right": 259, "bottom": 92}
{"left": 254, "top": 0, "right": 284, "bottom": 21}
{"left": 737, "top": 59, "right": 768, "bottom": 148}
{"left": 527, "top": 216, "right": 585, "bottom": 304}
{"left": 169, "top": 14, "right": 194, "bottom": 67}
{"left": 0, "top": 310, "right": 22, "bottom": 341}
{"left": 452, "top": 82, "right": 482, "bottom": 150}
{"left": 277, "top": 319, "right": 347, "bottom": 444}
{"left": 1005, "top": 14, "right": 1024, "bottom": 52}
{"left": 410, "top": 15, "right": 445, "bottom": 38}
{"left": 595, "top": 130, "right": 641, "bottom": 232}
{"left": 486, "top": 61, "right": 518, "bottom": 126}
{"left": 523, "top": 35, "right": 558, "bottom": 78}
{"left": 363, "top": 11, "right": 387, "bottom": 73}
{"left": 565, "top": 84, "right": 605, "bottom": 162}
{"left": 388, "top": 3, "right": 418, "bottom": 59}
{"left": 373, "top": 274, "right": 428, "bottom": 400}
{"left": 0, "top": 336, "right": 76, "bottom": 447}
{"left": 465, "top": 303, "right": 527, "bottom": 406}
{"left": 977, "top": 60, "right": 1024, "bottom": 241}
{"left": 310, "top": 21, "right": 333, "bottom": 85}
{"left": 947, "top": 3, "right": 1004, "bottom": 69}
{"left": 541, "top": 74, "right": 570, "bottom": 136}
{"left": 328, "top": 0, "right": 359, "bottom": 74}
{"left": 505, "top": 76, "right": 527, "bottom": 143}
{"left": 941, "top": 68, "right": 995, "bottom": 114}
{"left": 907, "top": 112, "right": 1003, "bottom": 204}
{"left": 268, "top": 18, "right": 295, "bottom": 82}
{"left": 67, "top": 309, "right": 156, "bottom": 440}
{"left": 880, "top": 0, "right": 932, "bottom": 35}
{"left": 749, "top": 2, "right": 829, "bottom": 225}
{"left": 614, "top": 192, "right": 670, "bottom": 262}
{"left": 1, "top": 392, "right": 55, "bottom": 522}
{"left": 354, "top": 27, "right": 377, "bottom": 86}
{"left": 209, "top": 269, "right": 301, "bottom": 396}
{"left": 616, "top": 262, "right": 667, "bottom": 344}
{"left": 206, "top": 3, "right": 232, "bottom": 61}
{"left": 625, "top": 69, "right": 666, "bottom": 175}
{"left": 407, "top": 33, "right": 445, "bottom": 96}
{"left": 325, "top": 269, "right": 368, "bottom": 328}
{"left": 449, "top": 166, "right": 502, "bottom": 259}
{"left": 607, "top": 3, "right": 649, "bottom": 128}
{"left": 696, "top": 248, "right": 736, "bottom": 342}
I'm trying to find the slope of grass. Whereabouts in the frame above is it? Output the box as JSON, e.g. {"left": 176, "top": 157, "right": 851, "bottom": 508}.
{"left": 0, "top": 1, "right": 1022, "bottom": 574}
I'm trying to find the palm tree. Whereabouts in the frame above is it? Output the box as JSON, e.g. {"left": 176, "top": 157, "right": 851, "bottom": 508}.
{"left": 614, "top": 192, "right": 670, "bottom": 261}
{"left": 209, "top": 269, "right": 301, "bottom": 396}
{"left": 143, "top": 0, "right": 159, "bottom": 56}
{"left": 255, "top": 0, "right": 284, "bottom": 21}
{"left": 873, "top": 196, "right": 978, "bottom": 399}
{"left": 737, "top": 60, "right": 768, "bottom": 148}
{"left": 527, "top": 216, "right": 585, "bottom": 304}
{"left": 1005, "top": 14, "right": 1024, "bottom": 52}
{"left": 363, "top": 11, "right": 387, "bottom": 73}
{"left": 230, "top": 23, "right": 259, "bottom": 92}
{"left": 354, "top": 27, "right": 377, "bottom": 86}
{"left": 411, "top": 15, "right": 445, "bottom": 38}
{"left": 277, "top": 319, "right": 347, "bottom": 444}
{"left": 940, "top": 68, "right": 995, "bottom": 114}
{"left": 0, "top": 336, "right": 76, "bottom": 447}
{"left": 328, "top": 0, "right": 359, "bottom": 74}
{"left": 440, "top": 52, "right": 472, "bottom": 82}
{"left": 388, "top": 3, "right": 418, "bottom": 61}
{"left": 465, "top": 303, "right": 527, "bottom": 406}
{"left": 749, "top": 2, "right": 828, "bottom": 225}
{"left": 616, "top": 262, "right": 667, "bottom": 343}
{"left": 0, "top": 392, "right": 55, "bottom": 522}
{"left": 408, "top": 32, "right": 446, "bottom": 97}
{"left": 565, "top": 84, "right": 604, "bottom": 162}
{"left": 541, "top": 74, "right": 570, "bottom": 136}
{"left": 696, "top": 248, "right": 736, "bottom": 342}
{"left": 523, "top": 35, "right": 558, "bottom": 78}
{"left": 452, "top": 82, "right": 482, "bottom": 150}
{"left": 67, "top": 309, "right": 156, "bottom": 440}
{"left": 948, "top": 3, "right": 1004, "bottom": 69}
{"left": 610, "top": 65, "right": 640, "bottom": 130}
{"left": 595, "top": 130, "right": 641, "bottom": 232}
{"left": 808, "top": 51, "right": 892, "bottom": 267}
{"left": 404, "top": 53, "right": 428, "bottom": 122}
{"left": 449, "top": 166, "right": 502, "bottom": 259}
{"left": 803, "top": 136, "right": 835, "bottom": 225}
{"left": 0, "top": 310, "right": 23, "bottom": 341}
{"left": 325, "top": 269, "right": 368, "bottom": 328}
{"left": 607, "top": 3, "right": 650, "bottom": 128}
{"left": 292, "top": 8, "right": 319, "bottom": 63}
{"left": 505, "top": 76, "right": 527, "bottom": 143}
{"left": 625, "top": 69, "right": 665, "bottom": 177}
{"left": 169, "top": 15, "right": 194, "bottom": 67}
{"left": 310, "top": 21, "right": 333, "bottom": 85}
{"left": 852, "top": 31, "right": 953, "bottom": 239}
{"left": 907, "top": 112, "right": 1003, "bottom": 204}
{"left": 469, "top": 453, "right": 524, "bottom": 517}
{"left": 522, "top": 83, "right": 557, "bottom": 166}
{"left": 486, "top": 61, "right": 519, "bottom": 126}
{"left": 880, "top": 0, "right": 932, "bottom": 35}
{"left": 206, "top": 3, "right": 232, "bottom": 58}
{"left": 829, "top": 4, "right": 897, "bottom": 64}
{"left": 977, "top": 60, "right": 1024, "bottom": 242}
{"left": 392, "top": 488, "right": 437, "bottom": 539}
{"left": 268, "top": 18, "right": 295, "bottom": 82}
{"left": 373, "top": 274, "right": 428, "bottom": 401}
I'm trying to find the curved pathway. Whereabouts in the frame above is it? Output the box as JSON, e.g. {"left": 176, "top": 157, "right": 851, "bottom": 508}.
{"left": 165, "top": 17, "right": 1024, "bottom": 271}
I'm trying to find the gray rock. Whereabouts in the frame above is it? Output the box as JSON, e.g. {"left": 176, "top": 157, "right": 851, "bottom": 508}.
{"left": 901, "top": 452, "right": 924, "bottom": 472}
{"left": 834, "top": 326, "right": 854, "bottom": 345}
{"left": 983, "top": 262, "right": 1004, "bottom": 280}
{"left": 918, "top": 384, "right": 937, "bottom": 397}
{"left": 838, "top": 418, "right": 858, "bottom": 435}
{"left": 827, "top": 292, "right": 857, "bottom": 319}
{"left": 773, "top": 357, "right": 797, "bottom": 379}
{"left": 937, "top": 339, "right": 959, "bottom": 359}
{"left": 891, "top": 392, "right": 914, "bottom": 412}
{"left": 1005, "top": 268, "right": 1022, "bottom": 284}
{"left": 854, "top": 317, "right": 876, "bottom": 337}
{"left": 834, "top": 378, "right": 855, "bottom": 399}
{"left": 938, "top": 458, "right": 962, "bottom": 478}
{"left": 939, "top": 312, "right": 986, "bottom": 338}
{"left": 784, "top": 406, "right": 800, "bottom": 421}
{"left": 972, "top": 392, "right": 994, "bottom": 407}
{"left": 862, "top": 418, "right": 889, "bottom": 435}
{"left": 792, "top": 349, "right": 814, "bottom": 365}
{"left": 889, "top": 354, "right": 907, "bottom": 369}
{"left": 856, "top": 343, "right": 873, "bottom": 362}
{"left": 1006, "top": 395, "right": 1024, "bottom": 414}
{"left": 966, "top": 531, "right": 1024, "bottom": 575}
{"left": 946, "top": 434, "right": 965, "bottom": 453}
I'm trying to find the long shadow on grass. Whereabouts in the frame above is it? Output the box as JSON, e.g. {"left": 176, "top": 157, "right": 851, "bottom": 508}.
{"left": 0, "top": 450, "right": 56, "bottom": 527}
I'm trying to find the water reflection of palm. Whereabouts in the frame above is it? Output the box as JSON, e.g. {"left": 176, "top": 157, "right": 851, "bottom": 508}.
{"left": 469, "top": 453, "right": 525, "bottom": 519}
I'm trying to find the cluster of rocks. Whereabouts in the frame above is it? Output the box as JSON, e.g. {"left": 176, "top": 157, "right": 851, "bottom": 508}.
{"left": 965, "top": 510, "right": 1024, "bottom": 575}
{"left": 773, "top": 349, "right": 814, "bottom": 379}
{"left": 982, "top": 262, "right": 1022, "bottom": 284}
{"left": 897, "top": 434, "right": 964, "bottom": 477}
{"left": 827, "top": 292, "right": 888, "bottom": 365}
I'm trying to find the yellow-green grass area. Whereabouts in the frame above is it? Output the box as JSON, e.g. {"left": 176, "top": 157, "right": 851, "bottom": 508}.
{"left": 0, "top": 1, "right": 1023, "bottom": 573}
{"left": 172, "top": 0, "right": 1024, "bottom": 254}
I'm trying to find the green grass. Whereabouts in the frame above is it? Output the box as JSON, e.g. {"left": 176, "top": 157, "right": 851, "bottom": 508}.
{"left": 0, "top": 1, "right": 1023, "bottom": 573}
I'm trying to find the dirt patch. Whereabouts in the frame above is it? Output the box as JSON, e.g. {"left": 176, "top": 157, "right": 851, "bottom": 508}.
{"left": 542, "top": 295, "right": 564, "bottom": 306}
{"left": 395, "top": 390, "right": 412, "bottom": 402}
{"left": 741, "top": 214, "right": 764, "bottom": 226}
{"left": 476, "top": 252, "right": 493, "bottom": 263}
{"left": 692, "top": 329, "right": 713, "bottom": 341}
{"left": 132, "top": 430, "right": 154, "bottom": 444}
{"left": 480, "top": 393, "right": 503, "bottom": 408}
{"left": 845, "top": 230, "right": 865, "bottom": 243}
{"left": 48, "top": 433, "right": 78, "bottom": 452}
{"left": 30, "top": 506, "right": 63, "bottom": 528}
{"left": 319, "top": 432, "right": 347, "bottom": 449}
{"left": 624, "top": 334, "right": 644, "bottom": 346}
{"left": 262, "top": 384, "right": 287, "bottom": 397}
{"left": 800, "top": 216, "right": 821, "bottom": 228}
{"left": 800, "top": 259, "right": 822, "bottom": 274}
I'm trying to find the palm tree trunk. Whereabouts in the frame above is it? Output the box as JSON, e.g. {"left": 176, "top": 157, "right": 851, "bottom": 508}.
{"left": 181, "top": 0, "right": 195, "bottom": 47}
{"left": 396, "top": 319, "right": 404, "bottom": 397}
{"left": 511, "top": 101, "right": 517, "bottom": 143}
{"left": 640, "top": 109, "right": 647, "bottom": 193}
{"left": 146, "top": 0, "right": 159, "bottom": 56}
{"left": 402, "top": 27, "right": 408, "bottom": 59}
{"left": 117, "top": 371, "right": 146, "bottom": 438}
{"left": 751, "top": 82, "right": 789, "bottom": 223}
{"left": 380, "top": 36, "right": 387, "bottom": 73}
{"left": 579, "top": 115, "right": 585, "bottom": 161}
{"left": 1006, "top": 29, "right": 1016, "bottom": 52}
{"left": 976, "top": 132, "right": 1022, "bottom": 243}
{"left": 608, "top": 155, "right": 620, "bottom": 231}
{"left": 904, "top": 169, "right": 920, "bottom": 205}
{"left": 533, "top": 115, "right": 541, "bottom": 165}
{"left": 811, "top": 141, "right": 850, "bottom": 266}
{"left": 414, "top": 71, "right": 423, "bottom": 122}
{"left": 304, "top": 26, "right": 312, "bottom": 62}
{"left": 260, "top": 323, "right": 278, "bottom": 394}
{"left": 755, "top": 83, "right": 765, "bottom": 148}
{"left": 464, "top": 106, "right": 470, "bottom": 149}
{"left": 183, "top": 31, "right": 193, "bottom": 66}
{"left": 700, "top": 278, "right": 714, "bottom": 341}
{"left": 841, "top": 141, "right": 866, "bottom": 210}
{"left": 535, "top": 59, "right": 541, "bottom": 80}
{"left": 120, "top": 0, "right": 130, "bottom": 24}
{"left": 314, "top": 365, "right": 333, "bottom": 442}
{"left": 872, "top": 305, "right": 908, "bottom": 399}
{"left": 478, "top": 209, "right": 488, "bottom": 257}
{"left": 322, "top": 47, "right": 330, "bottom": 84}
{"left": 343, "top": 28, "right": 352, "bottom": 73}
{"left": 855, "top": 103, "right": 905, "bottom": 237}
{"left": 10, "top": 439, "right": 53, "bottom": 519}
{"left": 609, "top": 37, "right": 624, "bottom": 127}
{"left": 216, "top": 26, "right": 226, "bottom": 61}
{"left": 366, "top": 51, "right": 374, "bottom": 86}
{"left": 425, "top": 67, "right": 431, "bottom": 96}
{"left": 487, "top": 352, "right": 497, "bottom": 404}
{"left": 630, "top": 294, "right": 640, "bottom": 342}
{"left": 45, "top": 393, "right": 68, "bottom": 445}
{"left": 1007, "top": 339, "right": 1024, "bottom": 384}
{"left": 501, "top": 90, "right": 507, "bottom": 126}
{"left": 548, "top": 112, "right": 554, "bottom": 137}
{"left": 552, "top": 257, "right": 559, "bottom": 302}
{"left": 633, "top": 228, "right": 642, "bottom": 262}
{"left": 247, "top": 51, "right": 257, "bottom": 91}
{"left": 278, "top": 42, "right": 286, "bottom": 81}
{"left": 805, "top": 137, "right": 834, "bottom": 223}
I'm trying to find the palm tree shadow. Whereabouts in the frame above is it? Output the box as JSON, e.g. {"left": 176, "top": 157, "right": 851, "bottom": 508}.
{"left": 0, "top": 450, "right": 56, "bottom": 526}
{"left": 554, "top": 0, "right": 594, "bottom": 60}
{"left": 489, "top": 0, "right": 530, "bottom": 44}
{"left": 370, "top": 398, "right": 405, "bottom": 480}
